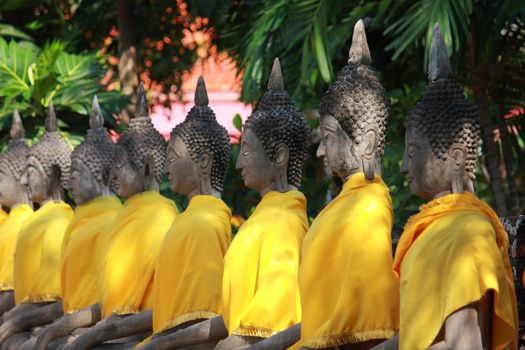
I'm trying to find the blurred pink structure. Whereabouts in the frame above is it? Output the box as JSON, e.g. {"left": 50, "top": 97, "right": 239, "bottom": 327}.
{"left": 149, "top": 55, "right": 252, "bottom": 143}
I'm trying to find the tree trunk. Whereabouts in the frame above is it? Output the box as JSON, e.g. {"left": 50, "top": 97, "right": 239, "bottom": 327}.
{"left": 116, "top": 0, "right": 138, "bottom": 124}
{"left": 498, "top": 103, "right": 520, "bottom": 214}
{"left": 473, "top": 88, "right": 508, "bottom": 216}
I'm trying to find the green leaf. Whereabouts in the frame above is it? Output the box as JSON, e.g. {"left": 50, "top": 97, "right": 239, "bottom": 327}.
{"left": 0, "top": 38, "right": 37, "bottom": 101}
{"left": 0, "top": 24, "right": 33, "bottom": 41}
{"left": 233, "top": 113, "right": 243, "bottom": 131}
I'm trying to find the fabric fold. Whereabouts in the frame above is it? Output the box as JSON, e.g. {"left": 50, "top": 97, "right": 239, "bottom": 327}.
{"left": 299, "top": 172, "right": 399, "bottom": 348}
{"left": 222, "top": 190, "right": 308, "bottom": 338}
{"left": 394, "top": 191, "right": 518, "bottom": 350}
{"left": 14, "top": 201, "right": 74, "bottom": 304}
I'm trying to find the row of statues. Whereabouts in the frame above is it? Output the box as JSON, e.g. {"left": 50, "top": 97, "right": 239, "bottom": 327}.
{"left": 0, "top": 20, "right": 518, "bottom": 350}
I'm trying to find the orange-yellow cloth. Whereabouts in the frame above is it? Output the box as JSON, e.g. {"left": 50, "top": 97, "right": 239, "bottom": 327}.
{"left": 152, "top": 195, "right": 231, "bottom": 334}
{"left": 0, "top": 209, "right": 7, "bottom": 224}
{"left": 222, "top": 190, "right": 308, "bottom": 338}
{"left": 393, "top": 192, "right": 518, "bottom": 350}
{"left": 299, "top": 173, "right": 399, "bottom": 348}
{"left": 0, "top": 205, "right": 33, "bottom": 291}
{"left": 13, "top": 201, "right": 74, "bottom": 304}
{"left": 60, "top": 196, "right": 122, "bottom": 314}
{"left": 100, "top": 191, "right": 178, "bottom": 318}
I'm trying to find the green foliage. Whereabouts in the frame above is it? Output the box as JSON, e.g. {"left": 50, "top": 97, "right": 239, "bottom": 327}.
{"left": 0, "top": 32, "right": 128, "bottom": 148}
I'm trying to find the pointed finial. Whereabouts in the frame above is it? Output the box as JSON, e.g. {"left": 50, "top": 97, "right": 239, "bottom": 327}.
{"left": 428, "top": 23, "right": 453, "bottom": 82}
{"left": 348, "top": 19, "right": 372, "bottom": 65}
{"left": 10, "top": 109, "right": 25, "bottom": 139}
{"left": 195, "top": 76, "right": 209, "bottom": 106}
{"left": 45, "top": 101, "right": 57, "bottom": 132}
{"left": 267, "top": 58, "right": 284, "bottom": 91}
{"left": 135, "top": 82, "right": 149, "bottom": 118}
{"left": 90, "top": 95, "right": 104, "bottom": 128}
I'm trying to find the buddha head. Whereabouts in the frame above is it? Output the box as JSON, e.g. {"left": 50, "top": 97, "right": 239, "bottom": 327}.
{"left": 236, "top": 58, "right": 309, "bottom": 195}
{"left": 401, "top": 24, "right": 481, "bottom": 200}
{"left": 166, "top": 76, "right": 231, "bottom": 197}
{"left": 21, "top": 103, "right": 72, "bottom": 205}
{"left": 0, "top": 110, "right": 31, "bottom": 209}
{"left": 69, "top": 96, "right": 116, "bottom": 205}
{"left": 317, "top": 19, "right": 390, "bottom": 181}
{"left": 113, "top": 83, "right": 166, "bottom": 199}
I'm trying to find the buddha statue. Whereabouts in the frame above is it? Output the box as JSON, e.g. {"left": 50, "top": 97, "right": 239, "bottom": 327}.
{"left": 67, "top": 76, "right": 234, "bottom": 350}
{"left": 0, "top": 110, "right": 33, "bottom": 315}
{"left": 372, "top": 24, "right": 518, "bottom": 350}
{"left": 257, "top": 19, "right": 399, "bottom": 350}
{"left": 139, "top": 57, "right": 310, "bottom": 350}
{"left": 18, "top": 96, "right": 123, "bottom": 350}
{"left": 60, "top": 83, "right": 178, "bottom": 350}
{"left": 0, "top": 103, "right": 74, "bottom": 349}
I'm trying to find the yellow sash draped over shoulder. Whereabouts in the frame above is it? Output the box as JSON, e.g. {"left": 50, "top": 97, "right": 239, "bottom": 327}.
{"left": 222, "top": 190, "right": 308, "bottom": 338}
{"left": 61, "top": 196, "right": 122, "bottom": 314}
{"left": 153, "top": 195, "right": 231, "bottom": 334}
{"left": 14, "top": 201, "right": 74, "bottom": 304}
{"left": 100, "top": 191, "right": 178, "bottom": 318}
{"left": 299, "top": 173, "right": 399, "bottom": 348}
{"left": 0, "top": 205, "right": 33, "bottom": 291}
{"left": 393, "top": 192, "right": 518, "bottom": 350}
{"left": 0, "top": 209, "right": 7, "bottom": 224}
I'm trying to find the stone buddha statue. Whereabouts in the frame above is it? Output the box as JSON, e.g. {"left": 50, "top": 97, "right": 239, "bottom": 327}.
{"left": 373, "top": 25, "right": 517, "bottom": 350}
{"left": 60, "top": 83, "right": 178, "bottom": 350}
{"left": 257, "top": 20, "right": 399, "bottom": 350}
{"left": 139, "top": 58, "right": 310, "bottom": 350}
{"left": 0, "top": 110, "right": 32, "bottom": 315}
{"left": 73, "top": 76, "right": 234, "bottom": 350}
{"left": 0, "top": 103, "right": 74, "bottom": 349}
{"left": 22, "top": 96, "right": 123, "bottom": 350}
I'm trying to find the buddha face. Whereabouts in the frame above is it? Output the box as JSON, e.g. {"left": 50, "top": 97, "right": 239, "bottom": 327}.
{"left": 317, "top": 114, "right": 358, "bottom": 178}
{"left": 166, "top": 135, "right": 199, "bottom": 196}
{"left": 112, "top": 147, "right": 144, "bottom": 199}
{"left": 401, "top": 126, "right": 461, "bottom": 200}
{"left": 22, "top": 156, "right": 49, "bottom": 204}
{"left": 236, "top": 128, "right": 275, "bottom": 193}
{"left": 0, "top": 166, "right": 22, "bottom": 208}
{"left": 69, "top": 159, "right": 103, "bottom": 205}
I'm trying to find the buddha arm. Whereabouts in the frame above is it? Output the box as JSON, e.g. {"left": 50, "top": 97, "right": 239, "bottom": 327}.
{"left": 1, "top": 302, "right": 43, "bottom": 322}
{"left": 0, "top": 301, "right": 62, "bottom": 345}
{"left": 33, "top": 303, "right": 101, "bottom": 350}
{"left": 248, "top": 323, "right": 301, "bottom": 350}
{"left": 0, "top": 291, "right": 14, "bottom": 316}
{"left": 61, "top": 312, "right": 144, "bottom": 350}
{"left": 141, "top": 315, "right": 228, "bottom": 350}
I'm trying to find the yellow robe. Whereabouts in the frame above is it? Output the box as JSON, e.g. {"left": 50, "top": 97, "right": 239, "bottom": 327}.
{"left": 0, "top": 205, "right": 33, "bottom": 291}
{"left": 100, "top": 191, "right": 178, "bottom": 318}
{"left": 61, "top": 196, "right": 122, "bottom": 314}
{"left": 393, "top": 192, "right": 518, "bottom": 350}
{"left": 299, "top": 173, "right": 399, "bottom": 348}
{"left": 222, "top": 190, "right": 308, "bottom": 338}
{"left": 0, "top": 209, "right": 7, "bottom": 224}
{"left": 152, "top": 195, "right": 231, "bottom": 334}
{"left": 13, "top": 201, "right": 74, "bottom": 304}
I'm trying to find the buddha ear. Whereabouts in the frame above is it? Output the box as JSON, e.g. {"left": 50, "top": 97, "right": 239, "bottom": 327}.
{"left": 50, "top": 164, "right": 62, "bottom": 197}
{"left": 275, "top": 143, "right": 290, "bottom": 170}
{"left": 101, "top": 166, "right": 112, "bottom": 188}
{"left": 361, "top": 128, "right": 378, "bottom": 181}
{"left": 199, "top": 151, "right": 212, "bottom": 175}
{"left": 143, "top": 153, "right": 156, "bottom": 180}
{"left": 448, "top": 143, "right": 466, "bottom": 193}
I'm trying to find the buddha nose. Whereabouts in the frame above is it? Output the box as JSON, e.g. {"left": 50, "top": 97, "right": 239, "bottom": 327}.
{"left": 235, "top": 152, "right": 243, "bottom": 170}
{"left": 401, "top": 156, "right": 408, "bottom": 174}
{"left": 316, "top": 141, "right": 326, "bottom": 158}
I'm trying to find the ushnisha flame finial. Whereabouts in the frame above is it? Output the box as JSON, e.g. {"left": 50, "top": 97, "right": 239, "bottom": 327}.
{"left": 428, "top": 23, "right": 453, "bottom": 82}
{"left": 10, "top": 109, "right": 25, "bottom": 139}
{"left": 45, "top": 101, "right": 58, "bottom": 132}
{"left": 90, "top": 95, "right": 104, "bottom": 128}
{"left": 135, "top": 81, "right": 149, "bottom": 118}
{"left": 348, "top": 19, "right": 372, "bottom": 65}
{"left": 194, "top": 76, "right": 209, "bottom": 106}
{"left": 267, "top": 57, "right": 285, "bottom": 92}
